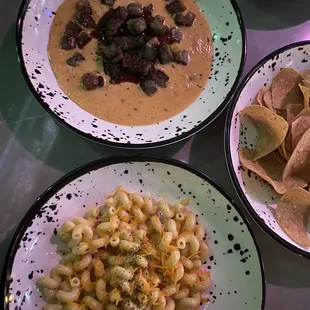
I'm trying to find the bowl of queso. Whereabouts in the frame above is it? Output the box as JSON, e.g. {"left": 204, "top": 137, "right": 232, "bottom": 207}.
{"left": 17, "top": 0, "right": 245, "bottom": 147}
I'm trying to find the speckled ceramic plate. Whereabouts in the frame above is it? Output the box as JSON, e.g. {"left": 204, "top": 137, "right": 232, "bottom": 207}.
{"left": 17, "top": 0, "right": 245, "bottom": 148}
{"left": 225, "top": 41, "right": 310, "bottom": 259}
{"left": 1, "top": 156, "right": 264, "bottom": 309}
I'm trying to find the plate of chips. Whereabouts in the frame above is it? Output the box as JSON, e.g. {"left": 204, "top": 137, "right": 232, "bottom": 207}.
{"left": 226, "top": 41, "right": 310, "bottom": 258}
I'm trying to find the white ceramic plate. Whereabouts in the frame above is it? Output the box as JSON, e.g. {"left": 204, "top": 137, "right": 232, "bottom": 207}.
{"left": 17, "top": 0, "right": 245, "bottom": 148}
{"left": 1, "top": 156, "right": 264, "bottom": 309}
{"left": 225, "top": 41, "right": 310, "bottom": 259}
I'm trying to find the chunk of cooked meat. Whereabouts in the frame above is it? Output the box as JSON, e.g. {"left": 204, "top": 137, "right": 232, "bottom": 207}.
{"left": 65, "top": 21, "right": 82, "bottom": 37}
{"left": 101, "top": 0, "right": 116, "bottom": 6}
{"left": 159, "top": 43, "right": 173, "bottom": 64}
{"left": 75, "top": 0, "right": 96, "bottom": 28}
{"left": 76, "top": 0, "right": 90, "bottom": 10}
{"left": 170, "top": 27, "right": 182, "bottom": 42}
{"left": 101, "top": 7, "right": 129, "bottom": 40}
{"left": 165, "top": 0, "right": 186, "bottom": 15}
{"left": 141, "top": 45, "right": 157, "bottom": 61}
{"left": 150, "top": 69, "right": 169, "bottom": 88}
{"left": 104, "top": 62, "right": 123, "bottom": 84}
{"left": 146, "top": 37, "right": 160, "bottom": 47}
{"left": 76, "top": 32, "right": 92, "bottom": 49}
{"left": 122, "top": 53, "right": 152, "bottom": 76}
{"left": 82, "top": 73, "right": 105, "bottom": 90}
{"left": 127, "top": 18, "right": 147, "bottom": 35}
{"left": 149, "top": 15, "right": 168, "bottom": 37}
{"left": 98, "top": 42, "right": 123, "bottom": 62}
{"left": 61, "top": 35, "right": 76, "bottom": 50}
{"left": 173, "top": 50, "right": 190, "bottom": 64}
{"left": 127, "top": 2, "right": 143, "bottom": 17}
{"left": 66, "top": 52, "right": 86, "bottom": 67}
{"left": 140, "top": 79, "right": 158, "bottom": 96}
{"left": 174, "top": 11, "right": 196, "bottom": 26}
{"left": 114, "top": 36, "right": 145, "bottom": 51}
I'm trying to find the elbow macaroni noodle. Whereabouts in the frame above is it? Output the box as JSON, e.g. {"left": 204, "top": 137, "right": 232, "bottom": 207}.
{"left": 38, "top": 188, "right": 211, "bottom": 309}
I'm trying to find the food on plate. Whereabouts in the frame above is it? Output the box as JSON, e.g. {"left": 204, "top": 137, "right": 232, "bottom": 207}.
{"left": 283, "top": 127, "right": 310, "bottom": 184}
{"left": 37, "top": 188, "right": 211, "bottom": 309}
{"left": 240, "top": 105, "right": 289, "bottom": 160}
{"left": 239, "top": 67, "right": 310, "bottom": 247}
{"left": 48, "top": 0, "right": 213, "bottom": 126}
{"left": 270, "top": 68, "right": 303, "bottom": 110}
{"left": 275, "top": 187, "right": 310, "bottom": 247}
{"left": 239, "top": 148, "right": 307, "bottom": 195}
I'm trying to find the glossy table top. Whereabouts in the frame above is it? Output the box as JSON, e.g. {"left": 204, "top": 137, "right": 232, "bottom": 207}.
{"left": 0, "top": 0, "right": 310, "bottom": 309}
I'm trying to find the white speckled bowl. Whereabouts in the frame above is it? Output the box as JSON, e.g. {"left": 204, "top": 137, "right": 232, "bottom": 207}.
{"left": 1, "top": 157, "right": 264, "bottom": 309}
{"left": 17, "top": 0, "right": 245, "bottom": 148}
{"left": 225, "top": 41, "right": 310, "bottom": 259}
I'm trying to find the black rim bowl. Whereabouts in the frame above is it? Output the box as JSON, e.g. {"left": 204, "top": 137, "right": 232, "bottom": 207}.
{"left": 16, "top": 0, "right": 247, "bottom": 149}
{"left": 225, "top": 40, "right": 310, "bottom": 260}
{"left": 1, "top": 155, "right": 265, "bottom": 309}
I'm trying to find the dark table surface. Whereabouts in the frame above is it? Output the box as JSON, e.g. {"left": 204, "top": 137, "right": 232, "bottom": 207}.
{"left": 0, "top": 0, "right": 310, "bottom": 309}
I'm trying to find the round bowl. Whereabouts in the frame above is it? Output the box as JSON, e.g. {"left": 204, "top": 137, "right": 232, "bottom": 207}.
{"left": 225, "top": 40, "right": 310, "bottom": 259}
{"left": 2, "top": 156, "right": 264, "bottom": 309}
{"left": 17, "top": 0, "right": 245, "bottom": 148}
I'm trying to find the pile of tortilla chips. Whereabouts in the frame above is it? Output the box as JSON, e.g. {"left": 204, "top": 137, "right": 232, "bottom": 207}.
{"left": 239, "top": 68, "right": 310, "bottom": 248}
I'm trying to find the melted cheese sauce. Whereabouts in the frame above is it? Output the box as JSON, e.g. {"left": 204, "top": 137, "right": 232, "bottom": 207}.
{"left": 48, "top": 0, "right": 213, "bottom": 126}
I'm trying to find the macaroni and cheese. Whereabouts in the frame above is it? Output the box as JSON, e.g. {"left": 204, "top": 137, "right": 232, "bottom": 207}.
{"left": 38, "top": 188, "right": 211, "bottom": 309}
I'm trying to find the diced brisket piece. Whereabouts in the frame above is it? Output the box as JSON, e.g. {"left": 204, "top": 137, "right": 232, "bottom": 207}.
{"left": 97, "top": 8, "right": 114, "bottom": 30}
{"left": 65, "top": 21, "right": 82, "bottom": 37}
{"left": 76, "top": 0, "right": 90, "bottom": 10}
{"left": 141, "top": 45, "right": 157, "bottom": 61}
{"left": 165, "top": 0, "right": 186, "bottom": 15}
{"left": 114, "top": 36, "right": 145, "bottom": 51}
{"left": 159, "top": 43, "right": 173, "bottom": 64}
{"left": 150, "top": 69, "right": 169, "bottom": 88}
{"left": 173, "top": 50, "right": 190, "bottom": 64}
{"left": 75, "top": 2, "right": 96, "bottom": 29}
{"left": 174, "top": 11, "right": 196, "bottom": 26}
{"left": 149, "top": 15, "right": 168, "bottom": 37}
{"left": 101, "top": 0, "right": 116, "bottom": 6}
{"left": 66, "top": 52, "right": 86, "bottom": 67}
{"left": 127, "top": 3, "right": 143, "bottom": 17}
{"left": 146, "top": 37, "right": 160, "bottom": 47}
{"left": 104, "top": 62, "right": 123, "bottom": 83}
{"left": 82, "top": 73, "right": 105, "bottom": 90}
{"left": 144, "top": 3, "right": 154, "bottom": 13}
{"left": 76, "top": 32, "right": 92, "bottom": 48}
{"left": 98, "top": 42, "right": 123, "bottom": 62}
{"left": 122, "top": 53, "right": 152, "bottom": 76}
{"left": 61, "top": 35, "right": 76, "bottom": 50}
{"left": 143, "top": 4, "right": 154, "bottom": 23}
{"left": 127, "top": 18, "right": 147, "bottom": 35}
{"left": 170, "top": 27, "right": 182, "bottom": 42}
{"left": 140, "top": 79, "right": 158, "bottom": 96}
{"left": 101, "top": 7, "right": 129, "bottom": 40}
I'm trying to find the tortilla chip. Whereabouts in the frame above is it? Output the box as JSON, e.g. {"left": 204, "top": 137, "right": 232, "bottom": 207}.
{"left": 296, "top": 107, "right": 310, "bottom": 118}
{"left": 302, "top": 69, "right": 310, "bottom": 82}
{"left": 254, "top": 88, "right": 265, "bottom": 106}
{"left": 263, "top": 90, "right": 275, "bottom": 112}
{"left": 301, "top": 79, "right": 310, "bottom": 89}
{"left": 241, "top": 105, "right": 289, "bottom": 160}
{"left": 291, "top": 116, "right": 310, "bottom": 149}
{"left": 279, "top": 139, "right": 290, "bottom": 160}
{"left": 276, "top": 109, "right": 287, "bottom": 120}
{"left": 273, "top": 149, "right": 287, "bottom": 166}
{"left": 299, "top": 84, "right": 310, "bottom": 108}
{"left": 275, "top": 187, "right": 310, "bottom": 248}
{"left": 271, "top": 68, "right": 303, "bottom": 109}
{"left": 239, "top": 147, "right": 307, "bottom": 194}
{"left": 286, "top": 104, "right": 304, "bottom": 124}
{"left": 283, "top": 127, "right": 310, "bottom": 183}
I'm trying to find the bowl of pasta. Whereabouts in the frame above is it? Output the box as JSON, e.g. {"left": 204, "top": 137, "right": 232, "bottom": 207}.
{"left": 1, "top": 156, "right": 264, "bottom": 310}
